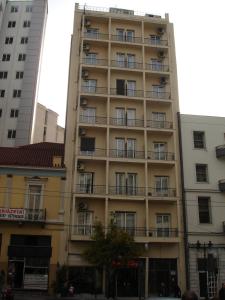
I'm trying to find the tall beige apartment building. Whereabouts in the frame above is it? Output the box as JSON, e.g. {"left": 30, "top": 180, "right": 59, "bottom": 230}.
{"left": 65, "top": 4, "right": 185, "bottom": 297}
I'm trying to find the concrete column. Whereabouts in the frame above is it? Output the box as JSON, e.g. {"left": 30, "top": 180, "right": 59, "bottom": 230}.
{"left": 145, "top": 256, "right": 149, "bottom": 298}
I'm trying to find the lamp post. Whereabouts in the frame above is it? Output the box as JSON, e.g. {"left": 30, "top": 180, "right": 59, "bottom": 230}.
{"left": 196, "top": 240, "right": 213, "bottom": 300}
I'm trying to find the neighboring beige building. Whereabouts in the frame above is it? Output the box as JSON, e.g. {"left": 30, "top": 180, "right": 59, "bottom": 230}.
{"left": 180, "top": 114, "right": 225, "bottom": 298}
{"left": 65, "top": 4, "right": 185, "bottom": 297}
{"left": 33, "top": 103, "right": 65, "bottom": 143}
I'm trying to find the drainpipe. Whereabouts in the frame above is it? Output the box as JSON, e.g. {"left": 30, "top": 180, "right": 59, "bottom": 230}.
{"left": 177, "top": 112, "right": 190, "bottom": 289}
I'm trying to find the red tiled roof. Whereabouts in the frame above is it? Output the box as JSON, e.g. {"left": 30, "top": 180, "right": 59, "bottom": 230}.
{"left": 0, "top": 142, "right": 65, "bottom": 168}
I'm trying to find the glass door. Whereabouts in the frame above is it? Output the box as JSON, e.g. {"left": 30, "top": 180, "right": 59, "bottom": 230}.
{"left": 152, "top": 112, "right": 166, "bottom": 129}
{"left": 151, "top": 59, "right": 163, "bottom": 71}
{"left": 126, "top": 212, "right": 136, "bottom": 235}
{"left": 81, "top": 107, "right": 96, "bottom": 124}
{"left": 85, "top": 53, "right": 97, "bottom": 65}
{"left": 79, "top": 173, "right": 93, "bottom": 193}
{"left": 127, "top": 54, "right": 135, "bottom": 68}
{"left": 156, "top": 214, "right": 171, "bottom": 237}
{"left": 116, "top": 138, "right": 125, "bottom": 158}
{"left": 77, "top": 211, "right": 93, "bottom": 235}
{"left": 116, "top": 29, "right": 124, "bottom": 41}
{"left": 152, "top": 85, "right": 165, "bottom": 98}
{"left": 127, "top": 173, "right": 137, "bottom": 195}
{"left": 116, "top": 173, "right": 125, "bottom": 194}
{"left": 127, "top": 80, "right": 136, "bottom": 97}
{"left": 116, "top": 53, "right": 125, "bottom": 68}
{"left": 116, "top": 108, "right": 126, "bottom": 126}
{"left": 154, "top": 142, "right": 166, "bottom": 160}
{"left": 126, "top": 30, "right": 134, "bottom": 42}
{"left": 127, "top": 139, "right": 136, "bottom": 158}
{"left": 83, "top": 79, "right": 97, "bottom": 93}
{"left": 127, "top": 109, "right": 136, "bottom": 127}
{"left": 155, "top": 176, "right": 169, "bottom": 196}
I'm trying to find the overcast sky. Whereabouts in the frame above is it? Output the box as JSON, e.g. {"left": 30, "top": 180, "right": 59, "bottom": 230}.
{"left": 38, "top": 0, "right": 225, "bottom": 127}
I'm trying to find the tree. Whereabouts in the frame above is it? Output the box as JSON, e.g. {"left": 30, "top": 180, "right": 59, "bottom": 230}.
{"left": 83, "top": 221, "right": 143, "bottom": 298}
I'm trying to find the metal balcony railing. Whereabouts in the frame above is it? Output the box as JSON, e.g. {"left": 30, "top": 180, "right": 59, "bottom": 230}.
{"left": 75, "top": 184, "right": 106, "bottom": 194}
{"left": 110, "top": 88, "right": 144, "bottom": 97}
{"left": 111, "top": 35, "right": 142, "bottom": 43}
{"left": 147, "top": 151, "right": 175, "bottom": 161}
{"left": 82, "top": 58, "right": 108, "bottom": 66}
{"left": 146, "top": 120, "right": 173, "bottom": 129}
{"left": 145, "top": 63, "right": 169, "bottom": 72}
{"left": 148, "top": 228, "right": 178, "bottom": 237}
{"left": 145, "top": 90, "right": 170, "bottom": 99}
{"left": 111, "top": 60, "right": 143, "bottom": 70}
{"left": 109, "top": 149, "right": 145, "bottom": 159}
{"left": 24, "top": 209, "right": 46, "bottom": 222}
{"left": 73, "top": 225, "right": 95, "bottom": 236}
{"left": 110, "top": 117, "right": 144, "bottom": 127}
{"left": 83, "top": 32, "right": 109, "bottom": 40}
{"left": 78, "top": 148, "right": 106, "bottom": 157}
{"left": 81, "top": 86, "right": 107, "bottom": 94}
{"left": 109, "top": 186, "right": 145, "bottom": 196}
{"left": 148, "top": 188, "right": 176, "bottom": 197}
{"left": 79, "top": 115, "right": 107, "bottom": 125}
{"left": 144, "top": 38, "right": 168, "bottom": 46}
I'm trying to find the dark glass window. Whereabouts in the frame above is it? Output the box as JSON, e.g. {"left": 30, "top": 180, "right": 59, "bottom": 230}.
{"left": 193, "top": 131, "right": 205, "bottom": 149}
{"left": 196, "top": 164, "right": 208, "bottom": 182}
{"left": 198, "top": 197, "right": 211, "bottom": 223}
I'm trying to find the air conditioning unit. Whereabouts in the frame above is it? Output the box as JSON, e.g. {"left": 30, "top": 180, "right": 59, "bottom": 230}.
{"left": 160, "top": 77, "right": 168, "bottom": 85}
{"left": 83, "top": 43, "right": 90, "bottom": 52}
{"left": 85, "top": 19, "right": 91, "bottom": 27}
{"left": 80, "top": 97, "right": 88, "bottom": 107}
{"left": 77, "top": 162, "right": 85, "bottom": 171}
{"left": 82, "top": 70, "right": 89, "bottom": 79}
{"left": 158, "top": 51, "right": 165, "bottom": 58}
{"left": 157, "top": 27, "right": 165, "bottom": 35}
{"left": 77, "top": 200, "right": 88, "bottom": 211}
{"left": 79, "top": 128, "right": 86, "bottom": 136}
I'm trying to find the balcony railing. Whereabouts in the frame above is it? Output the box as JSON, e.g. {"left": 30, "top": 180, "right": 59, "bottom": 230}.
{"left": 73, "top": 225, "right": 94, "bottom": 236}
{"left": 110, "top": 88, "right": 144, "bottom": 97}
{"left": 0, "top": 208, "right": 46, "bottom": 223}
{"left": 144, "top": 38, "right": 168, "bottom": 46}
{"left": 111, "top": 35, "right": 142, "bottom": 44}
{"left": 83, "top": 32, "right": 109, "bottom": 40}
{"left": 109, "top": 186, "right": 145, "bottom": 196}
{"left": 148, "top": 227, "right": 178, "bottom": 237}
{"left": 81, "top": 86, "right": 107, "bottom": 94}
{"left": 146, "top": 120, "right": 173, "bottom": 129}
{"left": 111, "top": 60, "right": 143, "bottom": 70}
{"left": 75, "top": 184, "right": 106, "bottom": 194}
{"left": 145, "top": 63, "right": 169, "bottom": 72}
{"left": 148, "top": 188, "right": 176, "bottom": 197}
{"left": 145, "top": 90, "right": 170, "bottom": 99}
{"left": 147, "top": 151, "right": 175, "bottom": 161}
{"left": 79, "top": 115, "right": 107, "bottom": 125}
{"left": 216, "top": 145, "right": 225, "bottom": 158}
{"left": 82, "top": 58, "right": 108, "bottom": 66}
{"left": 110, "top": 117, "right": 144, "bottom": 127}
{"left": 78, "top": 148, "right": 106, "bottom": 157}
{"left": 109, "top": 149, "right": 145, "bottom": 159}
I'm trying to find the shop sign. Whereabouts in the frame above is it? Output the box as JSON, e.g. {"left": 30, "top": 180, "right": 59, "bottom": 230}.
{"left": 0, "top": 208, "right": 25, "bottom": 220}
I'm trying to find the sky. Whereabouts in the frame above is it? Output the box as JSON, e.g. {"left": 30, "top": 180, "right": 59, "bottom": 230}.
{"left": 38, "top": 0, "right": 225, "bottom": 127}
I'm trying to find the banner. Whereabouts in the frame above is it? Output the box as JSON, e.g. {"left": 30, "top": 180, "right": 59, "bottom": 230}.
{"left": 0, "top": 208, "right": 25, "bottom": 220}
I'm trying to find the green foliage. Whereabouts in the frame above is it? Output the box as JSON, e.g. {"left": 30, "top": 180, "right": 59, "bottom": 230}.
{"left": 83, "top": 221, "right": 142, "bottom": 268}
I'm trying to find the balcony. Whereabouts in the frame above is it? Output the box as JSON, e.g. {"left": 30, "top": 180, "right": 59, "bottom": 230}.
{"left": 147, "top": 120, "right": 173, "bottom": 129}
{"left": 79, "top": 115, "right": 107, "bottom": 125}
{"left": 147, "top": 151, "right": 175, "bottom": 161}
{"left": 216, "top": 145, "right": 225, "bottom": 158}
{"left": 111, "top": 60, "right": 143, "bottom": 70}
{"left": 83, "top": 32, "right": 109, "bottom": 40}
{"left": 75, "top": 184, "right": 106, "bottom": 195}
{"left": 109, "top": 186, "right": 145, "bottom": 196}
{"left": 111, "top": 35, "right": 142, "bottom": 44}
{"left": 148, "top": 188, "right": 176, "bottom": 197}
{"left": 144, "top": 38, "right": 168, "bottom": 47}
{"left": 145, "top": 63, "right": 169, "bottom": 72}
{"left": 110, "top": 88, "right": 144, "bottom": 98}
{"left": 110, "top": 117, "right": 144, "bottom": 127}
{"left": 148, "top": 227, "right": 178, "bottom": 238}
{"left": 0, "top": 208, "right": 46, "bottom": 223}
{"left": 109, "top": 149, "right": 145, "bottom": 159}
{"left": 78, "top": 148, "right": 106, "bottom": 157}
{"left": 81, "top": 86, "right": 107, "bottom": 95}
{"left": 218, "top": 179, "right": 225, "bottom": 192}
{"left": 145, "top": 90, "right": 170, "bottom": 100}
{"left": 82, "top": 58, "right": 108, "bottom": 67}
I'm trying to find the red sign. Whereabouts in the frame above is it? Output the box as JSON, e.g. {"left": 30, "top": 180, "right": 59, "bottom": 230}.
{"left": 112, "top": 259, "right": 139, "bottom": 268}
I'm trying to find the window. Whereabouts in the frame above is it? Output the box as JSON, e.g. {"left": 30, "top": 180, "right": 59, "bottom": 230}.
{"left": 23, "top": 20, "right": 31, "bottom": 28}
{"left": 127, "top": 80, "right": 136, "bottom": 96}
{"left": 152, "top": 112, "right": 166, "bottom": 128}
{"left": 85, "top": 53, "right": 97, "bottom": 65}
{"left": 7, "top": 129, "right": 16, "bottom": 139}
{"left": 116, "top": 79, "right": 136, "bottom": 96}
{"left": 83, "top": 79, "right": 97, "bottom": 93}
{"left": 21, "top": 37, "right": 28, "bottom": 44}
{"left": 0, "top": 109, "right": 2, "bottom": 117}
{"left": 193, "top": 131, "right": 205, "bottom": 149}
{"left": 198, "top": 197, "right": 211, "bottom": 223}
{"left": 5, "top": 37, "right": 13, "bottom": 44}
{"left": 0, "top": 90, "right": 5, "bottom": 98}
{"left": 13, "top": 90, "right": 21, "bottom": 98}
{"left": 28, "top": 185, "right": 42, "bottom": 210}
{"left": 2, "top": 54, "right": 10, "bottom": 61}
{"left": 80, "top": 107, "right": 96, "bottom": 123}
{"left": 10, "top": 109, "right": 19, "bottom": 118}
{"left": 0, "top": 72, "right": 8, "bottom": 79}
{"left": 151, "top": 59, "right": 163, "bottom": 71}
{"left": 115, "top": 172, "right": 137, "bottom": 195}
{"left": 150, "top": 35, "right": 161, "bottom": 45}
{"left": 116, "top": 53, "right": 136, "bottom": 68}
{"left": 196, "top": 164, "right": 208, "bottom": 182}
{"left": 155, "top": 176, "right": 169, "bottom": 195}
{"left": 11, "top": 6, "right": 18, "bottom": 12}
{"left": 152, "top": 85, "right": 165, "bottom": 98}
{"left": 86, "top": 28, "right": 99, "bottom": 38}
{"left": 77, "top": 211, "right": 93, "bottom": 235}
{"left": 156, "top": 214, "right": 171, "bottom": 237}
{"left": 8, "top": 21, "right": 16, "bottom": 28}
{"left": 26, "top": 5, "right": 32, "bottom": 12}
{"left": 18, "top": 54, "right": 26, "bottom": 61}
{"left": 116, "top": 29, "right": 134, "bottom": 42}
{"left": 115, "top": 138, "right": 136, "bottom": 158}
{"left": 80, "top": 137, "right": 95, "bottom": 154}
{"left": 115, "top": 211, "right": 136, "bottom": 235}
{"left": 16, "top": 71, "right": 24, "bottom": 79}
{"left": 79, "top": 173, "right": 93, "bottom": 193}
{"left": 153, "top": 142, "right": 167, "bottom": 160}
{"left": 115, "top": 108, "right": 136, "bottom": 126}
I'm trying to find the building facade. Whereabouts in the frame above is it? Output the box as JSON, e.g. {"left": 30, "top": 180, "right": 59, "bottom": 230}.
{"left": 33, "top": 103, "right": 65, "bottom": 144}
{"left": 0, "top": 0, "right": 48, "bottom": 147}
{"left": 180, "top": 114, "right": 225, "bottom": 298}
{"left": 65, "top": 4, "right": 185, "bottom": 297}
{"left": 0, "top": 142, "right": 66, "bottom": 291}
